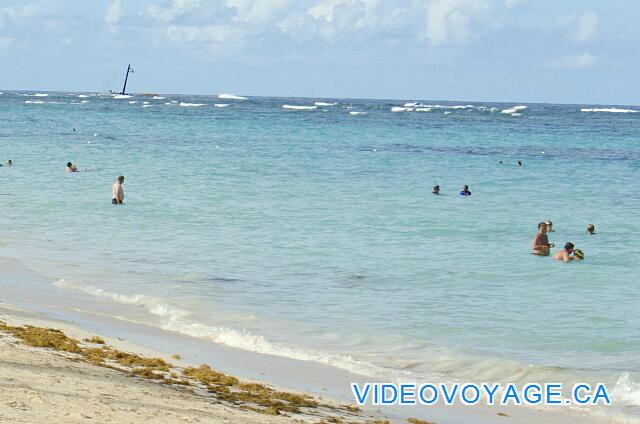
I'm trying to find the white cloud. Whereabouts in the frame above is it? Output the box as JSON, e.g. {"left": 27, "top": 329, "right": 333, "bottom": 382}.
{"left": 225, "top": 0, "right": 293, "bottom": 26}
{"left": 549, "top": 52, "right": 598, "bottom": 69}
{"left": 423, "top": 0, "right": 491, "bottom": 46}
{"left": 569, "top": 11, "right": 598, "bottom": 42}
{"left": 148, "top": 0, "right": 201, "bottom": 23}
{"left": 278, "top": 0, "right": 410, "bottom": 43}
{"left": 0, "top": 3, "right": 39, "bottom": 27}
{"left": 166, "top": 24, "right": 246, "bottom": 44}
{"left": 105, "top": 0, "right": 122, "bottom": 25}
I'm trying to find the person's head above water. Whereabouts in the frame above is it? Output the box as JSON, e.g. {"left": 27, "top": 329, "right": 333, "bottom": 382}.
{"left": 6, "top": 160, "right": 11, "bottom": 165}
{"left": 432, "top": 185, "right": 440, "bottom": 194}
{"left": 538, "top": 222, "right": 547, "bottom": 233}
{"left": 587, "top": 224, "right": 595, "bottom": 235}
{"left": 460, "top": 185, "right": 471, "bottom": 195}
{"left": 564, "top": 242, "right": 574, "bottom": 253}
{"left": 67, "top": 162, "right": 73, "bottom": 168}
{"left": 545, "top": 220, "right": 553, "bottom": 232}
{"left": 117, "top": 175, "right": 125, "bottom": 183}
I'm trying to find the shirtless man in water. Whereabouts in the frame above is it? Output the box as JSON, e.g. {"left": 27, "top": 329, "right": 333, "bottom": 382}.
{"left": 112, "top": 176, "right": 124, "bottom": 205}
{"left": 554, "top": 242, "right": 583, "bottom": 262}
{"left": 532, "top": 222, "right": 552, "bottom": 256}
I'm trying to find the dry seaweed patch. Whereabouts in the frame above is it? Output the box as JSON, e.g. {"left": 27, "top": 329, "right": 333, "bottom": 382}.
{"left": 0, "top": 322, "right": 81, "bottom": 353}
{"left": 0, "top": 321, "right": 367, "bottom": 421}
{"left": 184, "top": 365, "right": 323, "bottom": 415}
{"left": 407, "top": 418, "right": 436, "bottom": 424}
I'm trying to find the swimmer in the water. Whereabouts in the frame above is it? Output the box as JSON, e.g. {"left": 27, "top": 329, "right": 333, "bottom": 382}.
{"left": 587, "top": 224, "right": 595, "bottom": 235}
{"left": 460, "top": 185, "right": 471, "bottom": 196}
{"left": 532, "top": 222, "right": 552, "bottom": 256}
{"left": 66, "top": 162, "right": 78, "bottom": 173}
{"left": 2, "top": 160, "right": 12, "bottom": 166}
{"left": 554, "top": 242, "right": 583, "bottom": 262}
{"left": 432, "top": 185, "right": 440, "bottom": 195}
{"left": 517, "top": 160, "right": 522, "bottom": 166}
{"left": 545, "top": 220, "right": 554, "bottom": 232}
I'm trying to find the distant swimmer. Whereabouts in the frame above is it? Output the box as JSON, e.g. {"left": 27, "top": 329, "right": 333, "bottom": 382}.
{"left": 587, "top": 224, "right": 596, "bottom": 235}
{"left": 545, "top": 220, "right": 554, "bottom": 232}
{"left": 66, "top": 162, "right": 78, "bottom": 173}
{"left": 112, "top": 176, "right": 124, "bottom": 205}
{"left": 459, "top": 185, "right": 471, "bottom": 196}
{"left": 532, "top": 222, "right": 552, "bottom": 256}
{"left": 517, "top": 160, "right": 523, "bottom": 166}
{"left": 554, "top": 242, "right": 584, "bottom": 262}
{"left": 432, "top": 185, "right": 440, "bottom": 195}
{"left": 2, "top": 159, "right": 12, "bottom": 167}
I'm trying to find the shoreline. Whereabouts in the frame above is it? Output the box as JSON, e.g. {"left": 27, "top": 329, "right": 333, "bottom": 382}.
{"left": 0, "top": 256, "right": 625, "bottom": 423}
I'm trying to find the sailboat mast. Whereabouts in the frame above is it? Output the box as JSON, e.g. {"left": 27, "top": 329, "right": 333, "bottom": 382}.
{"left": 121, "top": 64, "right": 132, "bottom": 95}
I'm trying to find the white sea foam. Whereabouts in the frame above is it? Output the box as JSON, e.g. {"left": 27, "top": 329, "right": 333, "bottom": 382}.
{"left": 282, "top": 104, "right": 317, "bottom": 110}
{"left": 152, "top": 96, "right": 165, "bottom": 100}
{"left": 180, "top": 102, "right": 206, "bottom": 107}
{"left": 414, "top": 108, "right": 433, "bottom": 112}
{"left": 78, "top": 94, "right": 89, "bottom": 98}
{"left": 34, "top": 93, "right": 49, "bottom": 97}
{"left": 143, "top": 101, "right": 149, "bottom": 105}
{"left": 218, "top": 93, "right": 247, "bottom": 100}
{"left": 25, "top": 100, "right": 45, "bottom": 104}
{"left": 443, "top": 111, "right": 452, "bottom": 115}
{"left": 391, "top": 106, "right": 409, "bottom": 112}
{"left": 349, "top": 111, "right": 367, "bottom": 116}
{"left": 214, "top": 103, "right": 230, "bottom": 108}
{"left": 52, "top": 279, "right": 388, "bottom": 379}
{"left": 113, "top": 94, "right": 131, "bottom": 99}
{"left": 404, "top": 102, "right": 418, "bottom": 107}
{"left": 81, "top": 100, "right": 89, "bottom": 104}
{"left": 128, "top": 101, "right": 138, "bottom": 104}
{"left": 581, "top": 108, "right": 638, "bottom": 113}
{"left": 314, "top": 101, "right": 336, "bottom": 107}
{"left": 142, "top": 104, "right": 153, "bottom": 108}
{"left": 170, "top": 100, "right": 178, "bottom": 103}
{"left": 502, "top": 105, "right": 527, "bottom": 114}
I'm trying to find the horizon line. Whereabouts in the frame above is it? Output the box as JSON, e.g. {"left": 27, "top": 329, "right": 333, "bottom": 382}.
{"left": 1, "top": 88, "right": 638, "bottom": 108}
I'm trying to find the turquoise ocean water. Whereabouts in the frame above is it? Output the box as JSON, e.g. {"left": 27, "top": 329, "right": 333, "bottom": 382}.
{"left": 0, "top": 91, "right": 639, "bottom": 419}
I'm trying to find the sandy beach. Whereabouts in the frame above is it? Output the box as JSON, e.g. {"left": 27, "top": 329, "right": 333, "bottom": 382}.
{"left": 0, "top": 302, "right": 371, "bottom": 424}
{"left": 0, "top": 298, "right": 619, "bottom": 424}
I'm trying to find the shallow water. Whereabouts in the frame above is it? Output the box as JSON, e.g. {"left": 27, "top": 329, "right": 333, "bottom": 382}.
{"left": 1, "top": 91, "right": 639, "bottom": 419}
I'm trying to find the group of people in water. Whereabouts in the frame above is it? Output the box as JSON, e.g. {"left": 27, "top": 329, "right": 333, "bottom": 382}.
{"left": 64, "top": 161, "right": 123, "bottom": 205}
{"left": 533, "top": 220, "right": 595, "bottom": 262}
{"left": 432, "top": 184, "right": 472, "bottom": 196}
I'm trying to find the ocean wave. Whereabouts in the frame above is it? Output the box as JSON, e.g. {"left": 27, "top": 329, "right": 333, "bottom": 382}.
{"left": 581, "top": 108, "right": 638, "bottom": 113}
{"left": 142, "top": 104, "right": 153, "bottom": 108}
{"left": 113, "top": 94, "right": 131, "bottom": 99}
{"left": 78, "top": 94, "right": 89, "bottom": 98}
{"left": 214, "top": 103, "right": 230, "bottom": 108}
{"left": 152, "top": 96, "right": 165, "bottom": 100}
{"left": 179, "top": 102, "right": 206, "bottom": 107}
{"left": 282, "top": 104, "right": 317, "bottom": 110}
{"left": 415, "top": 107, "right": 433, "bottom": 112}
{"left": 52, "top": 279, "right": 388, "bottom": 379}
{"left": 218, "top": 93, "right": 247, "bottom": 100}
{"left": 128, "top": 101, "right": 138, "bottom": 104}
{"left": 314, "top": 101, "right": 336, "bottom": 107}
{"left": 349, "top": 111, "right": 367, "bottom": 116}
{"left": 391, "top": 106, "right": 411, "bottom": 112}
{"left": 25, "top": 100, "right": 45, "bottom": 104}
{"left": 501, "top": 106, "right": 527, "bottom": 114}
{"left": 34, "top": 93, "right": 49, "bottom": 97}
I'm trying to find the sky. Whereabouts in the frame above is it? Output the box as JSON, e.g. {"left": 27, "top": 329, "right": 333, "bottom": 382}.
{"left": 0, "top": 0, "right": 638, "bottom": 104}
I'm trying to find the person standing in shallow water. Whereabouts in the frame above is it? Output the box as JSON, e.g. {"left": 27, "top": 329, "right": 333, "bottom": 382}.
{"left": 432, "top": 185, "right": 440, "bottom": 195}
{"left": 532, "top": 222, "right": 552, "bottom": 256}
{"left": 112, "top": 176, "right": 124, "bottom": 205}
{"left": 459, "top": 185, "right": 471, "bottom": 196}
